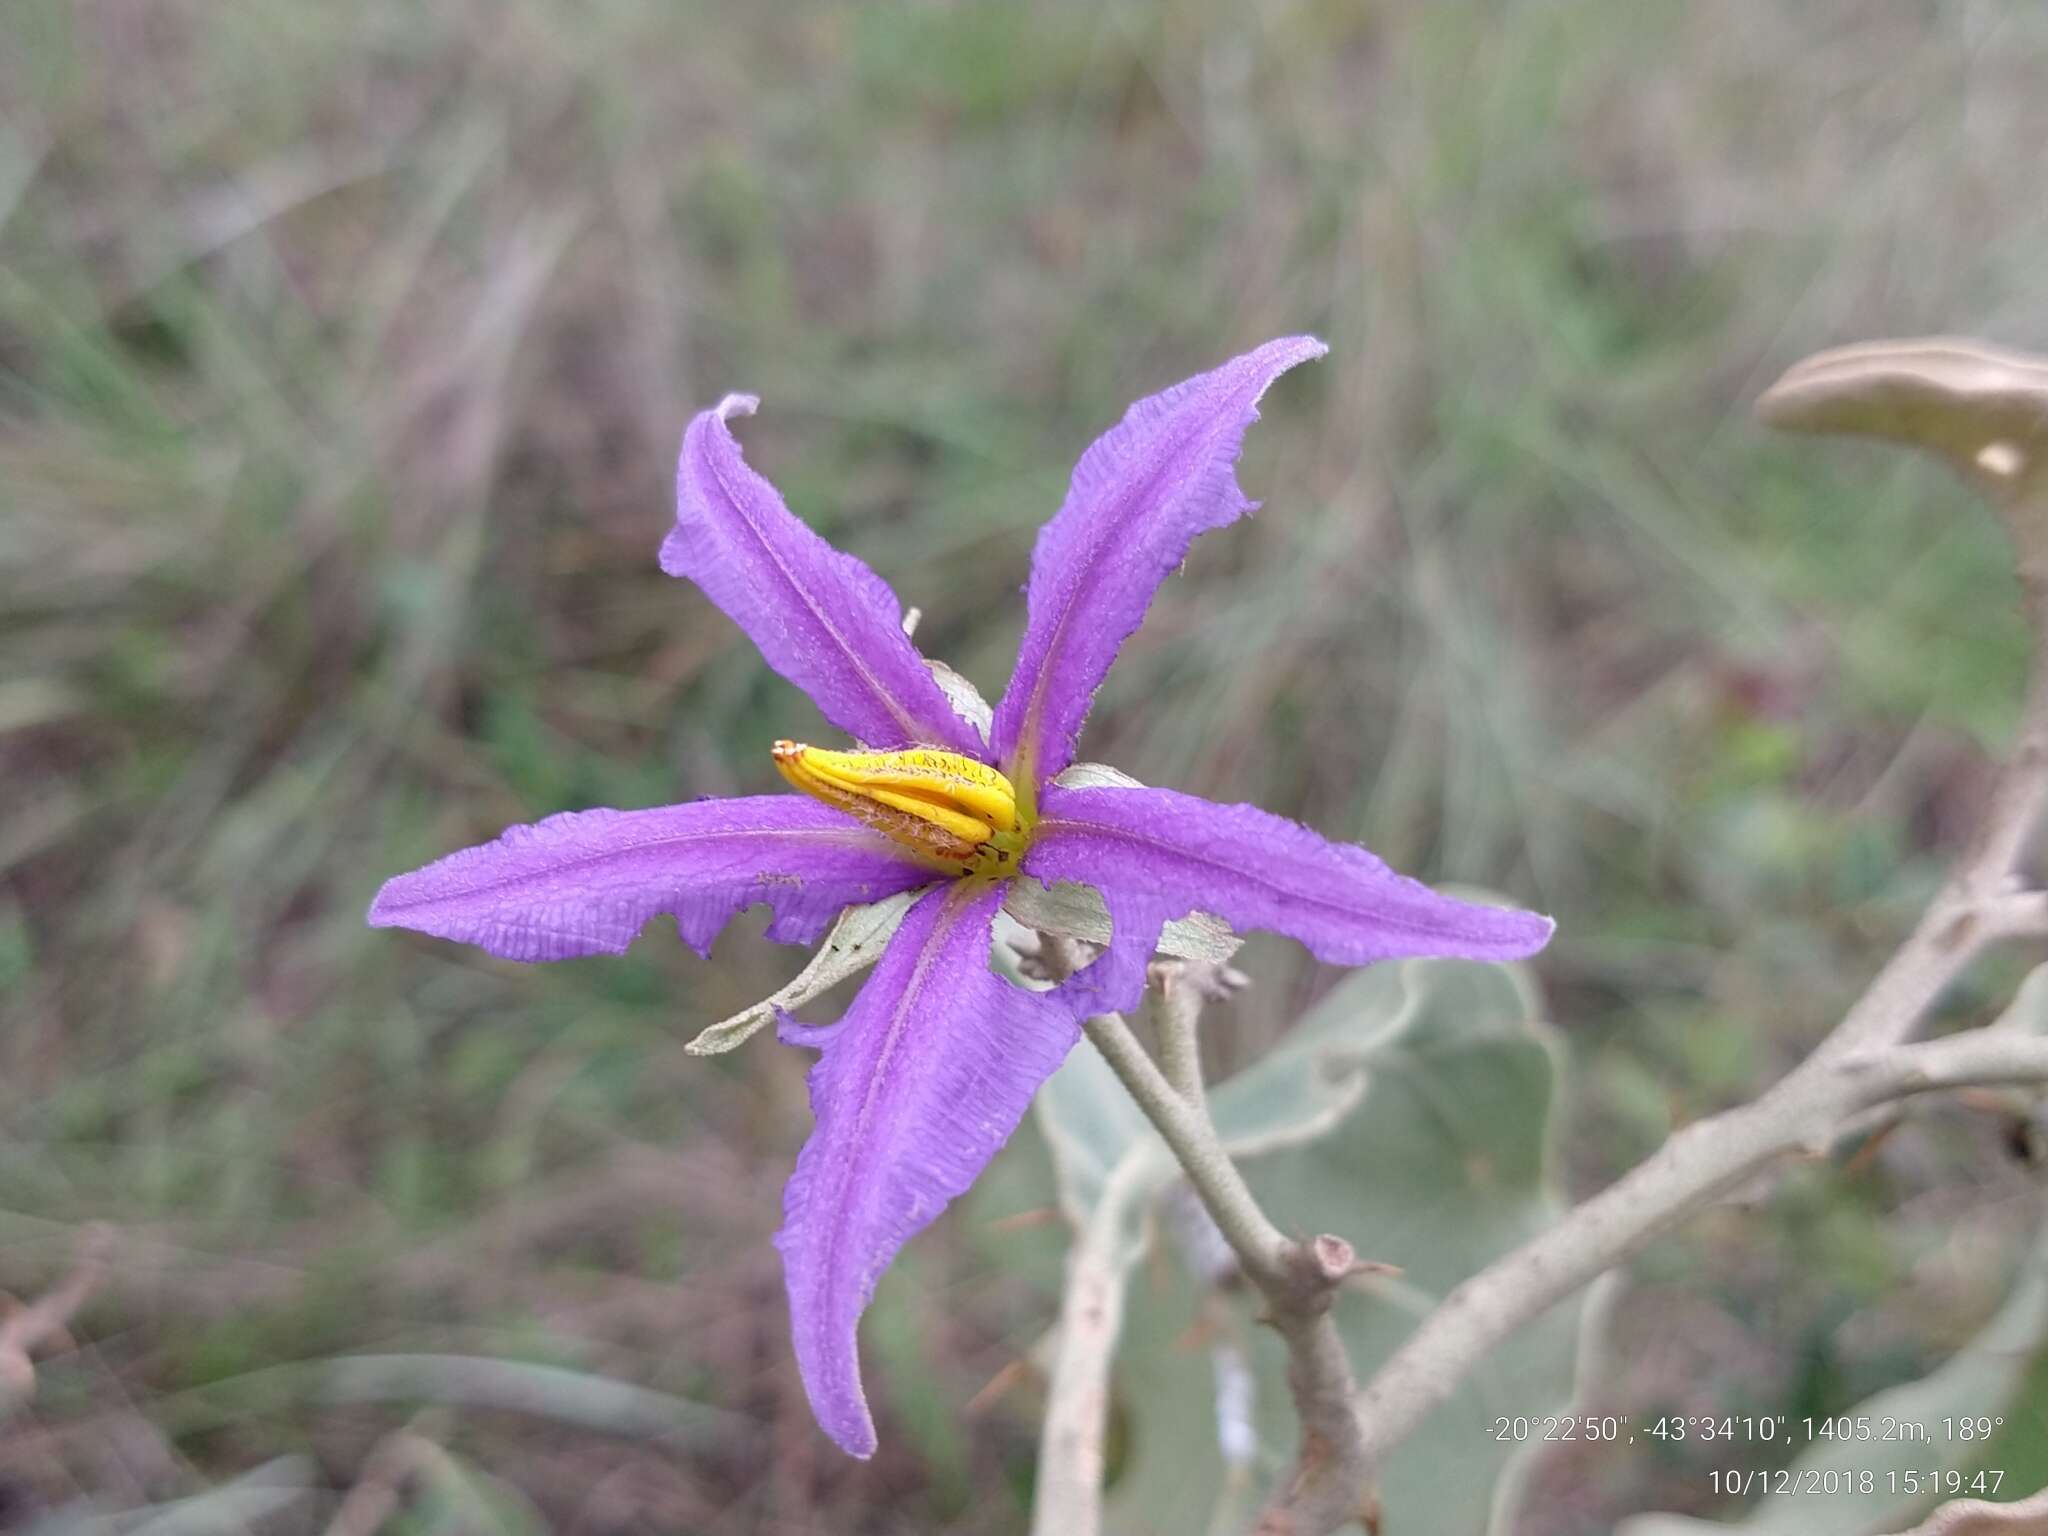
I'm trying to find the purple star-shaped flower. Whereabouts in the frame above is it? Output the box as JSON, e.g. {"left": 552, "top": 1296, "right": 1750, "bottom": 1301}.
{"left": 369, "top": 336, "right": 1553, "bottom": 1457}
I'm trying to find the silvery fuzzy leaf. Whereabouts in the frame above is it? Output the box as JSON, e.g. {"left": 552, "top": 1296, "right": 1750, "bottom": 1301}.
{"left": 1101, "top": 953, "right": 1574, "bottom": 1536}
{"left": 684, "top": 889, "right": 921, "bottom": 1055}
{"left": 1995, "top": 963, "right": 2048, "bottom": 1037}
{"left": 1031, "top": 990, "right": 1166, "bottom": 1226}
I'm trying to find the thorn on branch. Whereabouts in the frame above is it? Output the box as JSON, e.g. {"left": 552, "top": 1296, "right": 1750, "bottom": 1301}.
{"left": 1150, "top": 956, "right": 1252, "bottom": 1002}
{"left": 1309, "top": 1234, "right": 1355, "bottom": 1285}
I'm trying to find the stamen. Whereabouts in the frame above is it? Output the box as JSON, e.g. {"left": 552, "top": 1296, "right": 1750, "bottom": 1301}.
{"left": 774, "top": 742, "right": 1031, "bottom": 874}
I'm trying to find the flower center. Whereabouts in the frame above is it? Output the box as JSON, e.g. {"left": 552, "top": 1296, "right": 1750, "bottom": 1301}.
{"left": 773, "top": 742, "right": 1032, "bottom": 876}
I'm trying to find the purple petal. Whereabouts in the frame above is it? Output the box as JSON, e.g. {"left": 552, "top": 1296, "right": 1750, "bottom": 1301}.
{"left": 990, "top": 337, "right": 1327, "bottom": 789}
{"left": 368, "top": 796, "right": 939, "bottom": 962}
{"left": 776, "top": 879, "right": 1108, "bottom": 1457}
{"left": 664, "top": 395, "right": 983, "bottom": 755}
{"left": 1026, "top": 784, "right": 1554, "bottom": 968}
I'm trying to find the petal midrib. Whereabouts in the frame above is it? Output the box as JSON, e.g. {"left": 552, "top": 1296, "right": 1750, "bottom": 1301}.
{"left": 1035, "top": 817, "right": 1463, "bottom": 937}
{"left": 1005, "top": 393, "right": 1237, "bottom": 778}
{"left": 807, "top": 880, "right": 983, "bottom": 1315}
{"left": 383, "top": 823, "right": 926, "bottom": 911}
{"left": 703, "top": 430, "right": 940, "bottom": 749}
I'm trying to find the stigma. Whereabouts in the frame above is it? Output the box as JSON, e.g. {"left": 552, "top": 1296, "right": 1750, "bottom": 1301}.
{"left": 773, "top": 742, "right": 1030, "bottom": 875}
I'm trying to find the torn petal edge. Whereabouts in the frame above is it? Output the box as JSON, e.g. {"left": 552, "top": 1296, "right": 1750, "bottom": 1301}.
{"left": 1003, "top": 876, "right": 1239, "bottom": 964}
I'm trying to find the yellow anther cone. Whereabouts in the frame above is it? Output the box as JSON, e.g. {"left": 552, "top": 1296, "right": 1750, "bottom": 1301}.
{"left": 774, "top": 742, "right": 1031, "bottom": 875}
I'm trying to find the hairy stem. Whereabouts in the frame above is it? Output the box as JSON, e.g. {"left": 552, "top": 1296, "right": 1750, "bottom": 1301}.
{"left": 1031, "top": 1159, "right": 1147, "bottom": 1536}
{"left": 1148, "top": 962, "right": 1210, "bottom": 1109}
{"left": 1076, "top": 958, "right": 1377, "bottom": 1536}
{"left": 1083, "top": 1008, "right": 1290, "bottom": 1287}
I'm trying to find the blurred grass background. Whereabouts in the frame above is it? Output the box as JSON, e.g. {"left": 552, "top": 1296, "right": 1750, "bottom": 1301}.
{"left": 4, "top": 0, "right": 2048, "bottom": 1529}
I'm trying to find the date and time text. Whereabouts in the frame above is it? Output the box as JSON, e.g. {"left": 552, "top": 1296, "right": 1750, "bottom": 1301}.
{"left": 1489, "top": 1415, "right": 2014, "bottom": 1499}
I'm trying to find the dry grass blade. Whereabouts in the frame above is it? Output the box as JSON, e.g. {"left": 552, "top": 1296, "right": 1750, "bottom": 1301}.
{"left": 0, "top": 1222, "right": 113, "bottom": 1416}
{"left": 320, "top": 1417, "right": 460, "bottom": 1536}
